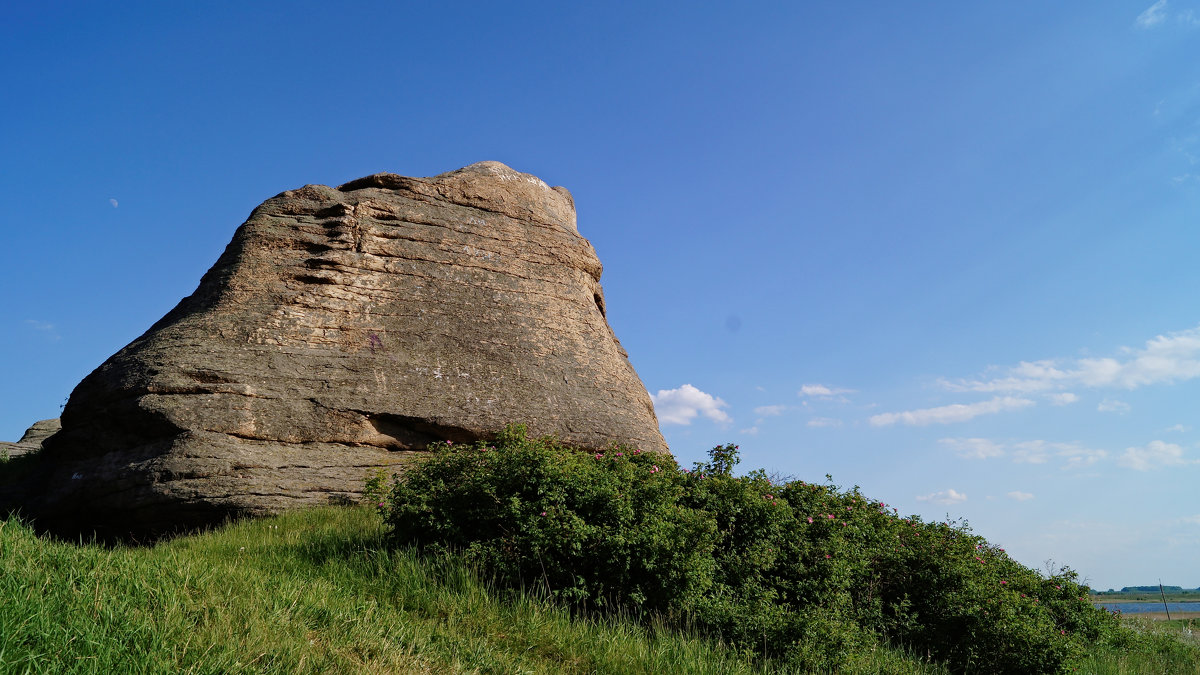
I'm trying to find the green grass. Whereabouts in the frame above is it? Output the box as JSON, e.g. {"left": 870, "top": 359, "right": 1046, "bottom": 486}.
{"left": 0, "top": 506, "right": 953, "bottom": 674}
{"left": 3, "top": 505, "right": 1197, "bottom": 674}
{"left": 1075, "top": 615, "right": 1200, "bottom": 674}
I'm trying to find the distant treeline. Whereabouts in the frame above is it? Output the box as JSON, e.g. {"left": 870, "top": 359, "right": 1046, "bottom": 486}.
{"left": 1091, "top": 586, "right": 1200, "bottom": 596}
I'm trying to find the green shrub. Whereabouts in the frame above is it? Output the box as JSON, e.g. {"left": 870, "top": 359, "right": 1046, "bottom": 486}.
{"left": 382, "top": 425, "right": 1131, "bottom": 674}
{"left": 362, "top": 467, "right": 392, "bottom": 507}
{"left": 386, "top": 425, "right": 716, "bottom": 610}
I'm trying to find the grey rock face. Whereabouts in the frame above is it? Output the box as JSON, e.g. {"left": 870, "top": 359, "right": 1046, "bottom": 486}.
{"left": 0, "top": 418, "right": 61, "bottom": 459}
{"left": 20, "top": 162, "right": 666, "bottom": 539}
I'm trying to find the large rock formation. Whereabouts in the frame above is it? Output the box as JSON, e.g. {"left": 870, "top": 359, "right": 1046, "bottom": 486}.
{"left": 17, "top": 161, "right": 666, "bottom": 539}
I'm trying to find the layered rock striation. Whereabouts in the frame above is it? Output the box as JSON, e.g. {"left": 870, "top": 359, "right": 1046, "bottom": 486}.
{"left": 0, "top": 418, "right": 60, "bottom": 459}
{"left": 18, "top": 162, "right": 666, "bottom": 539}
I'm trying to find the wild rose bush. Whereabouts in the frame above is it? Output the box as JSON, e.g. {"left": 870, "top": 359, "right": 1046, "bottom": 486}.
{"left": 382, "top": 425, "right": 1128, "bottom": 674}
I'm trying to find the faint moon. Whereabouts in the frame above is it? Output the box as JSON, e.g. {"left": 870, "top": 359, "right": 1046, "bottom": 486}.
{"left": 109, "top": 198, "right": 119, "bottom": 208}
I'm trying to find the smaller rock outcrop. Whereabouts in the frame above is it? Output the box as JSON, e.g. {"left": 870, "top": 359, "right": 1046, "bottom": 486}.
{"left": 0, "top": 418, "right": 60, "bottom": 459}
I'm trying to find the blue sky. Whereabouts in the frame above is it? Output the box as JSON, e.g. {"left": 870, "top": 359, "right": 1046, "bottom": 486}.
{"left": 3, "top": 1, "right": 1199, "bottom": 590}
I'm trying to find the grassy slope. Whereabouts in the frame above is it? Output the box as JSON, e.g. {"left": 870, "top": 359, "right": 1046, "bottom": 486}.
{"left": 1, "top": 503, "right": 1196, "bottom": 674}
{"left": 0, "top": 506, "right": 952, "bottom": 675}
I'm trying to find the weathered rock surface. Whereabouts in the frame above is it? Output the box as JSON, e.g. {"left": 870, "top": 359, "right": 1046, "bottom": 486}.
{"left": 16, "top": 161, "right": 666, "bottom": 539}
{"left": 0, "top": 418, "right": 60, "bottom": 458}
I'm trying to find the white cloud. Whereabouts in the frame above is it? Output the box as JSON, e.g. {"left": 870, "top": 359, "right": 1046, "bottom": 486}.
{"left": 753, "top": 404, "right": 787, "bottom": 417}
{"left": 1007, "top": 491, "right": 1035, "bottom": 502}
{"left": 940, "top": 325, "right": 1200, "bottom": 394}
{"left": 23, "top": 319, "right": 61, "bottom": 341}
{"left": 739, "top": 426, "right": 759, "bottom": 436}
{"left": 1182, "top": 514, "right": 1200, "bottom": 525}
{"left": 939, "top": 437, "right": 1005, "bottom": 460}
{"left": 869, "top": 396, "right": 1034, "bottom": 427}
{"left": 916, "top": 489, "right": 967, "bottom": 505}
{"left": 1171, "top": 133, "right": 1200, "bottom": 165}
{"left": 1011, "top": 440, "right": 1051, "bottom": 464}
{"left": 939, "top": 360, "right": 1067, "bottom": 394}
{"left": 1137, "top": 0, "right": 1169, "bottom": 28}
{"left": 650, "top": 384, "right": 731, "bottom": 426}
{"left": 1049, "top": 392, "right": 1079, "bottom": 406}
{"left": 1167, "top": 424, "right": 1191, "bottom": 432}
{"left": 799, "top": 384, "right": 855, "bottom": 398}
{"left": 1058, "top": 445, "right": 1108, "bottom": 470}
{"left": 1097, "top": 398, "right": 1131, "bottom": 414}
{"left": 953, "top": 439, "right": 1106, "bottom": 468}
{"left": 1118, "top": 440, "right": 1196, "bottom": 471}
{"left": 807, "top": 417, "right": 843, "bottom": 428}
{"left": 1135, "top": 2, "right": 1200, "bottom": 27}
{"left": 1013, "top": 440, "right": 1108, "bottom": 468}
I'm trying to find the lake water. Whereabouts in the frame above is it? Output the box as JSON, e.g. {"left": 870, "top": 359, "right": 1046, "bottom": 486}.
{"left": 1095, "top": 602, "right": 1200, "bottom": 614}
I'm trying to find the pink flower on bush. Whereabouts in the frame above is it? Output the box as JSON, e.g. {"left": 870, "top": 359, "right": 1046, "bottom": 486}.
{"left": 824, "top": 554, "right": 831, "bottom": 559}
{"left": 1000, "top": 580, "right": 1008, "bottom": 585}
{"left": 807, "top": 517, "right": 813, "bottom": 523}
{"left": 540, "top": 511, "right": 547, "bottom": 516}
{"left": 650, "top": 465, "right": 660, "bottom": 474}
